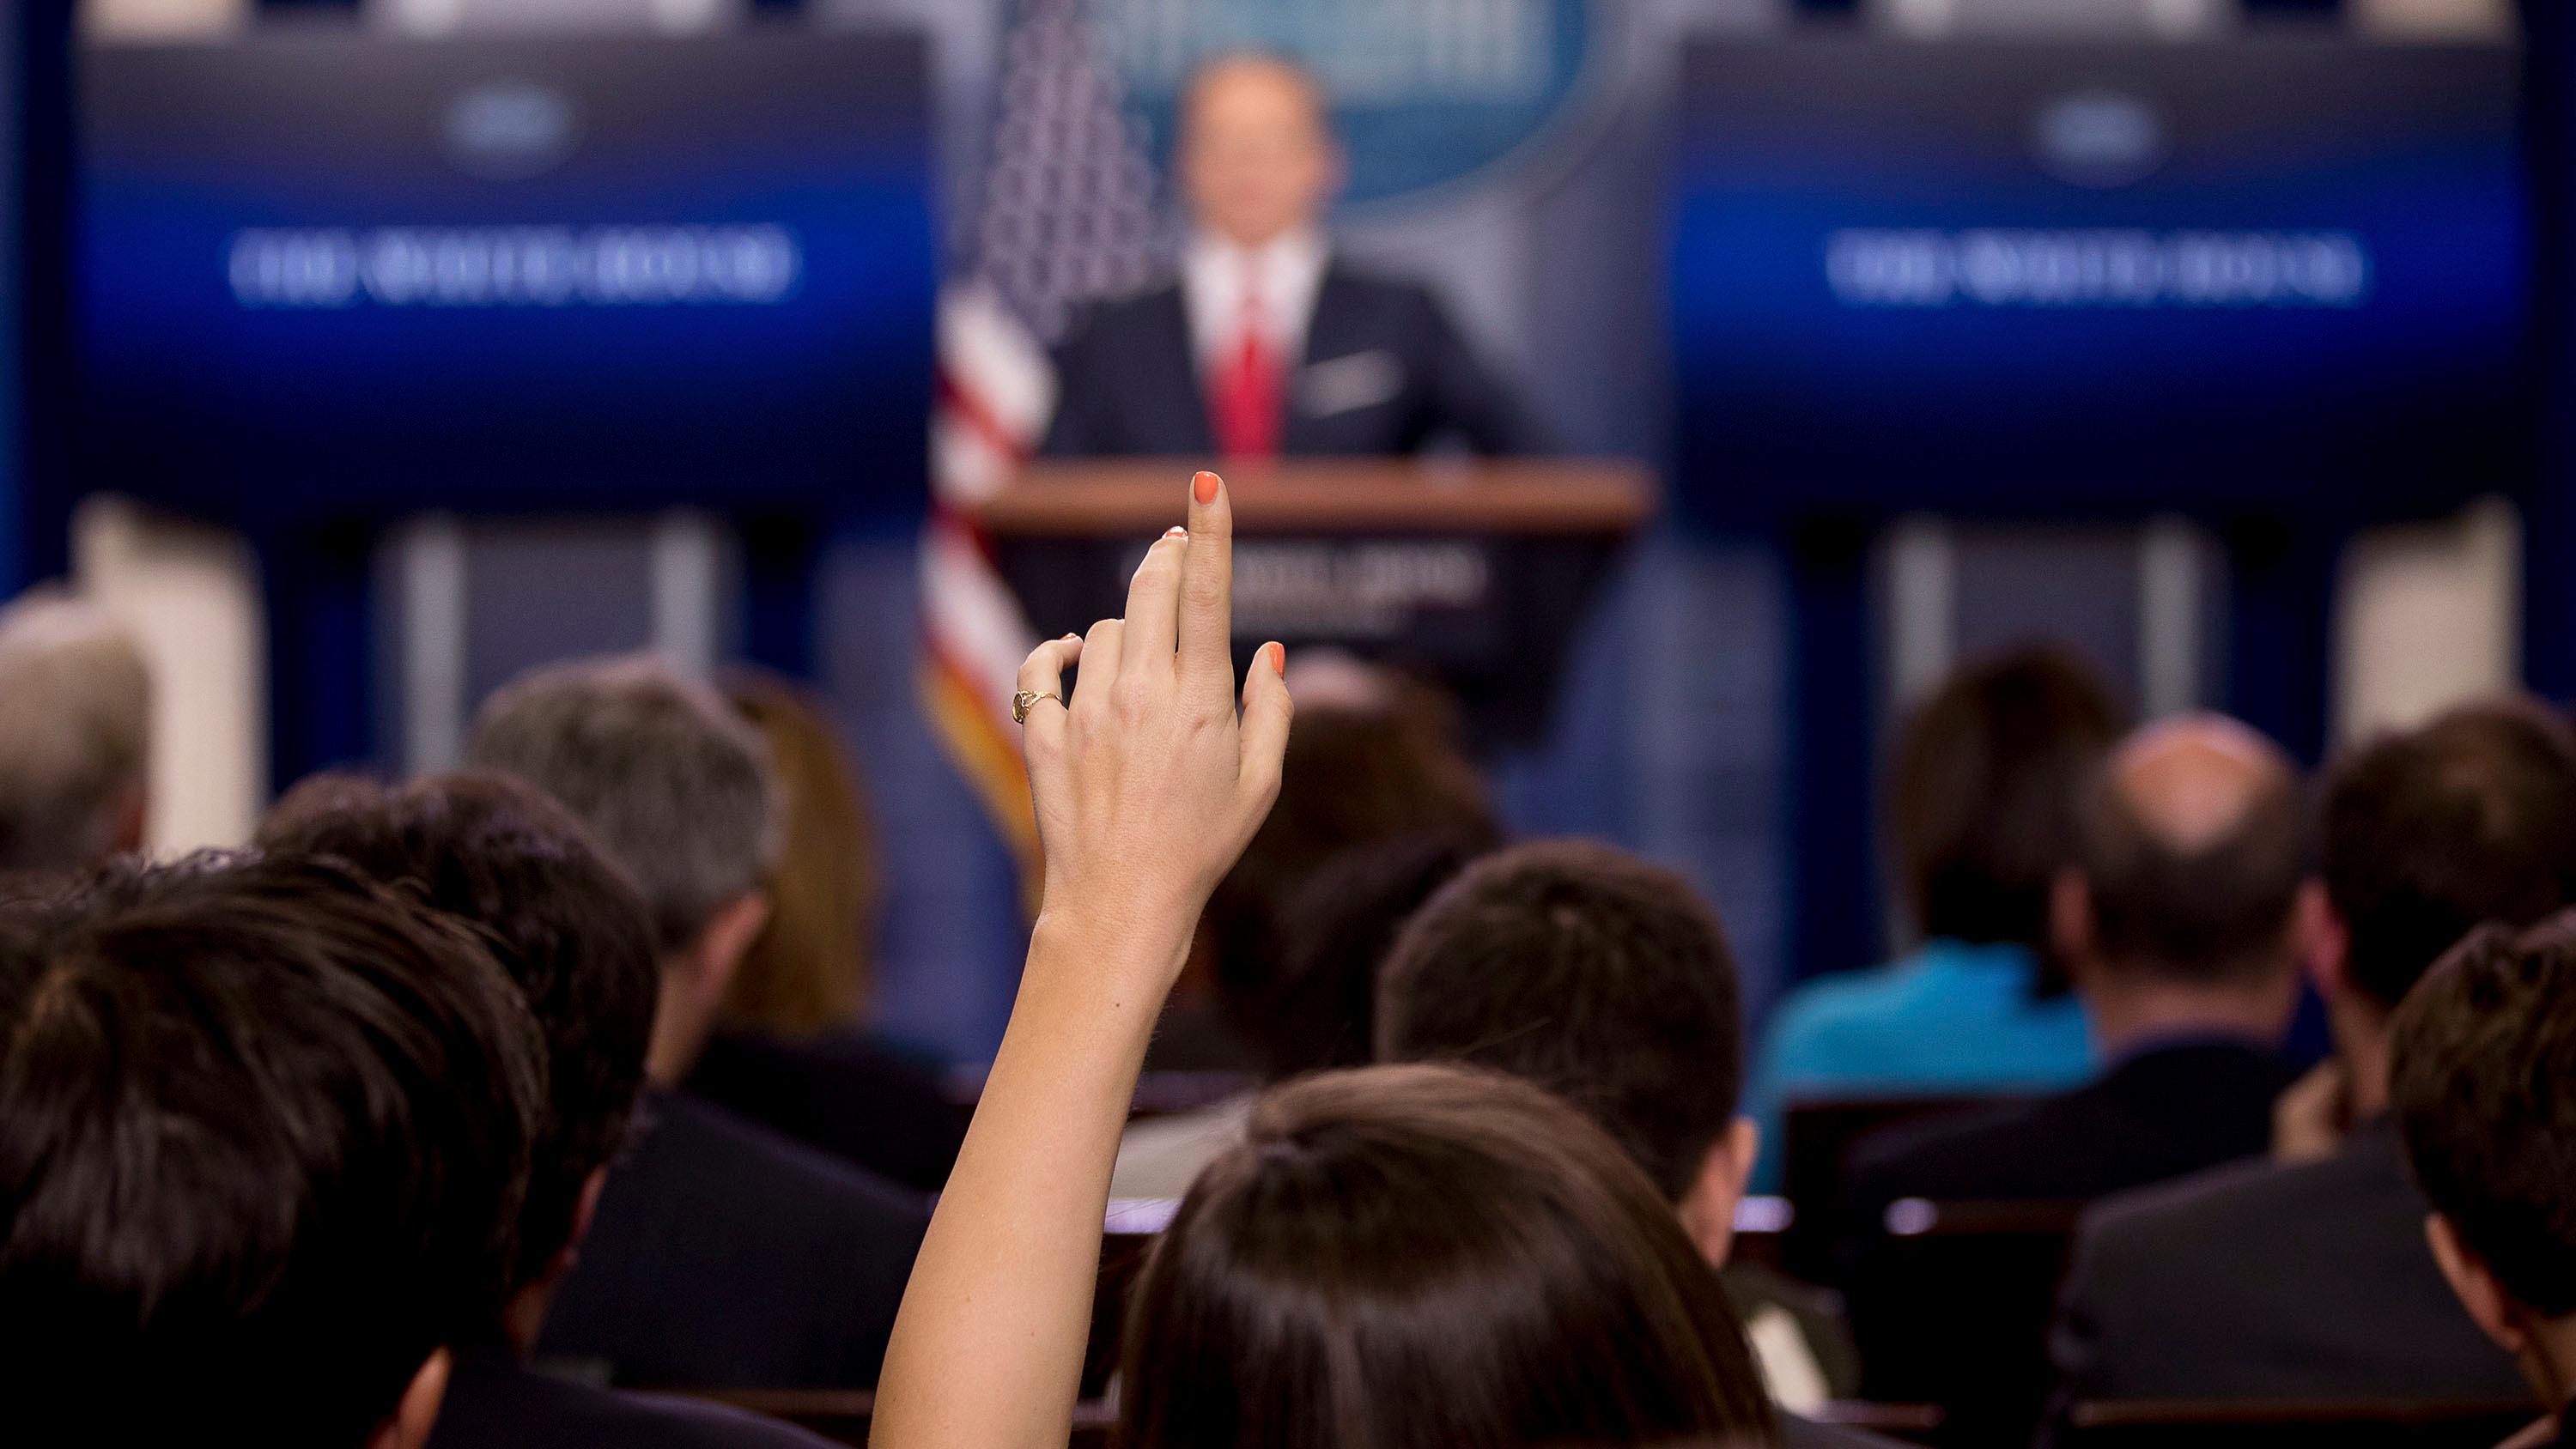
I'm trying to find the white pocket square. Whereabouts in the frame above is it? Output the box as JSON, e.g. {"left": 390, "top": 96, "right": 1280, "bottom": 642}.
{"left": 1297, "top": 349, "right": 1406, "bottom": 417}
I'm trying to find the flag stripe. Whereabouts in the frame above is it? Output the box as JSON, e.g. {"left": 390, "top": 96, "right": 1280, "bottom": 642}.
{"left": 919, "top": 0, "right": 1166, "bottom": 906}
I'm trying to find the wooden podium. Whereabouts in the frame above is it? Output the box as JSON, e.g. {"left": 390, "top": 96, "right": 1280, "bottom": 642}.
{"left": 969, "top": 460, "right": 1656, "bottom": 748}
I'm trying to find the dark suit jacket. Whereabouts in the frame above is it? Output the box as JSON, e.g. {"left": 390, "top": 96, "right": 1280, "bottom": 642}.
{"left": 431, "top": 1348, "right": 836, "bottom": 1449}
{"left": 684, "top": 1028, "right": 969, "bottom": 1194}
{"left": 1783, "top": 1415, "right": 1910, "bottom": 1449}
{"left": 1040, "top": 263, "right": 1541, "bottom": 458}
{"left": 536, "top": 1090, "right": 930, "bottom": 1390}
{"left": 2049, "top": 1118, "right": 2525, "bottom": 1404}
{"left": 1844, "top": 1037, "right": 2304, "bottom": 1216}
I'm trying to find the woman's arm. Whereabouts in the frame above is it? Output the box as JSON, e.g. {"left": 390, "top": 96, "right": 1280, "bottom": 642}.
{"left": 871, "top": 470, "right": 1290, "bottom": 1449}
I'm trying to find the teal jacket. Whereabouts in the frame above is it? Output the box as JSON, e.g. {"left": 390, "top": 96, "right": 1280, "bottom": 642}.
{"left": 1745, "top": 939, "right": 2095, "bottom": 1193}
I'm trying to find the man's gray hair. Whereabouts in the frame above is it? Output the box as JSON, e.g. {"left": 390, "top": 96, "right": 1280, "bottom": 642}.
{"left": 0, "top": 591, "right": 153, "bottom": 875}
{"left": 465, "top": 654, "right": 780, "bottom": 952}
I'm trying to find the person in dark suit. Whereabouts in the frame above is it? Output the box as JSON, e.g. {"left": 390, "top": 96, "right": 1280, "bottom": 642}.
{"left": 2050, "top": 701, "right": 2576, "bottom": 1411}
{"left": 2392, "top": 915, "right": 2576, "bottom": 1449}
{"left": 686, "top": 1028, "right": 965, "bottom": 1192}
{"left": 1041, "top": 54, "right": 1540, "bottom": 460}
{"left": 430, "top": 1351, "right": 829, "bottom": 1449}
{"left": 466, "top": 658, "right": 931, "bottom": 1391}
{"left": 258, "top": 773, "right": 841, "bottom": 1447}
{"left": 1842, "top": 713, "right": 2312, "bottom": 1217}
{"left": 535, "top": 1086, "right": 925, "bottom": 1389}
{"left": 1376, "top": 841, "right": 1903, "bottom": 1449}
{"left": 682, "top": 673, "right": 968, "bottom": 1195}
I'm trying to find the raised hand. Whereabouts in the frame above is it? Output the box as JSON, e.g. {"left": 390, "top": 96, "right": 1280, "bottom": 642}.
{"left": 1013, "top": 469, "right": 1291, "bottom": 966}
{"left": 872, "top": 470, "right": 1291, "bottom": 1449}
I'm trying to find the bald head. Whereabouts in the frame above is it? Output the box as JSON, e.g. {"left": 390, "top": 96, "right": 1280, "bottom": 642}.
{"left": 2071, "top": 714, "right": 2310, "bottom": 988}
{"left": 1179, "top": 53, "right": 1340, "bottom": 248}
{"left": 2109, "top": 713, "right": 2294, "bottom": 854}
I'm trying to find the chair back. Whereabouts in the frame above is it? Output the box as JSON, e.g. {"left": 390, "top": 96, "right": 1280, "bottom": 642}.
{"left": 1779, "top": 1094, "right": 2020, "bottom": 1277}
{"left": 1085, "top": 1198, "right": 1177, "bottom": 1396}
{"left": 2058, "top": 1398, "right": 2542, "bottom": 1449}
{"left": 1846, "top": 1197, "right": 2087, "bottom": 1447}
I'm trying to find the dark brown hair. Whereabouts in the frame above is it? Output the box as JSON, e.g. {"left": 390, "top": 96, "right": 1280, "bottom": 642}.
{"left": 1202, "top": 684, "right": 1498, "bottom": 1058}
{"left": 1375, "top": 841, "right": 1745, "bottom": 1203}
{"left": 2323, "top": 700, "right": 2576, "bottom": 1010}
{"left": 1250, "top": 823, "right": 1501, "bottom": 1081}
{"left": 0, "top": 852, "right": 543, "bottom": 1443}
{"left": 1116, "top": 1064, "right": 1777, "bottom": 1449}
{"left": 259, "top": 770, "right": 661, "bottom": 1298}
{"left": 721, "top": 672, "right": 882, "bottom": 1037}
{"left": 1891, "top": 644, "right": 2125, "bottom": 951}
{"left": 2392, "top": 912, "right": 2576, "bottom": 1317}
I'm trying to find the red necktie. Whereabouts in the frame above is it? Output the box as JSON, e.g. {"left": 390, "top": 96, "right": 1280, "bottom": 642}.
{"left": 1210, "top": 266, "right": 1282, "bottom": 460}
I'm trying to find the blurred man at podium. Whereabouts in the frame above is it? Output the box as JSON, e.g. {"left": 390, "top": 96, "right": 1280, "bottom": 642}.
{"left": 1042, "top": 54, "right": 1542, "bottom": 460}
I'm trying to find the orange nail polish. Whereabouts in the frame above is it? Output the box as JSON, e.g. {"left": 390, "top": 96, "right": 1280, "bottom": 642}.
{"left": 1193, "top": 471, "right": 1220, "bottom": 505}
{"left": 1165, "top": 525, "right": 1188, "bottom": 539}
{"left": 1267, "top": 642, "right": 1286, "bottom": 676}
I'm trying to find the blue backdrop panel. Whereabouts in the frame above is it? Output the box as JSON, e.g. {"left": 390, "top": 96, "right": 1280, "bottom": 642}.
{"left": 3, "top": 2, "right": 74, "bottom": 597}
{"left": 1670, "top": 35, "right": 2526, "bottom": 522}
{"left": 0, "top": 15, "right": 20, "bottom": 596}
{"left": 1668, "top": 34, "right": 2530, "bottom": 984}
{"left": 2523, "top": 0, "right": 2576, "bottom": 700}
{"left": 74, "top": 28, "right": 936, "bottom": 782}
{"left": 78, "top": 28, "right": 933, "bottom": 524}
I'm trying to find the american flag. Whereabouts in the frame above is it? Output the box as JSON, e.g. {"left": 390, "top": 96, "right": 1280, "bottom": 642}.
{"left": 920, "top": 0, "right": 1166, "bottom": 883}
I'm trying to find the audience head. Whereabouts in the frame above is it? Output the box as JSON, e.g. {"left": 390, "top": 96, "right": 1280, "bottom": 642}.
{"left": 0, "top": 591, "right": 152, "bottom": 877}
{"left": 1202, "top": 659, "right": 1497, "bottom": 1064}
{"left": 1250, "top": 823, "right": 1500, "bottom": 1081}
{"left": 256, "top": 772, "right": 660, "bottom": 1339}
{"left": 2392, "top": 912, "right": 2576, "bottom": 1393}
{"left": 1891, "top": 643, "right": 2125, "bottom": 960}
{"left": 2320, "top": 700, "right": 2576, "bottom": 1024}
{"left": 1118, "top": 1064, "right": 1776, "bottom": 1449}
{"left": 1376, "top": 840, "right": 1754, "bottom": 1267}
{"left": 0, "top": 852, "right": 543, "bottom": 1446}
{"left": 719, "top": 671, "right": 881, "bottom": 1039}
{"left": 1179, "top": 52, "right": 1341, "bottom": 249}
{"left": 466, "top": 654, "right": 779, "bottom": 1084}
{"left": 2055, "top": 713, "right": 2312, "bottom": 1042}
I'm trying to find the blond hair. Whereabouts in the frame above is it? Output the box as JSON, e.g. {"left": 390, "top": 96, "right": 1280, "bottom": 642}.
{"left": 718, "top": 672, "right": 880, "bottom": 1036}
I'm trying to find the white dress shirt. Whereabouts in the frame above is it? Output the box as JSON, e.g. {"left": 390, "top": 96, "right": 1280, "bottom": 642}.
{"left": 1181, "top": 227, "right": 1330, "bottom": 375}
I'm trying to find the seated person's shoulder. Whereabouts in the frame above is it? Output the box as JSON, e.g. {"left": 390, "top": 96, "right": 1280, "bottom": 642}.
{"left": 1781, "top": 1413, "right": 1916, "bottom": 1449}
{"left": 1760, "top": 963, "right": 1922, "bottom": 1070}
{"left": 689, "top": 1029, "right": 967, "bottom": 1190}
{"left": 648, "top": 1091, "right": 932, "bottom": 1227}
{"left": 1844, "top": 1095, "right": 2037, "bottom": 1196}
{"left": 542, "top": 1094, "right": 927, "bottom": 1387}
{"left": 439, "top": 1355, "right": 841, "bottom": 1449}
{"left": 2073, "top": 1149, "right": 2308, "bottom": 1272}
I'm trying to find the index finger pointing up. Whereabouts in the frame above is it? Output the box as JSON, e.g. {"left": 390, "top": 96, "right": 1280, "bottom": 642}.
{"left": 1178, "top": 470, "right": 1236, "bottom": 700}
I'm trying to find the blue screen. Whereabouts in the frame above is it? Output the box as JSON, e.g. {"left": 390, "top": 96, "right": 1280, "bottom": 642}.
{"left": 1669, "top": 36, "right": 2528, "bottom": 522}
{"left": 77, "top": 29, "right": 935, "bottom": 524}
